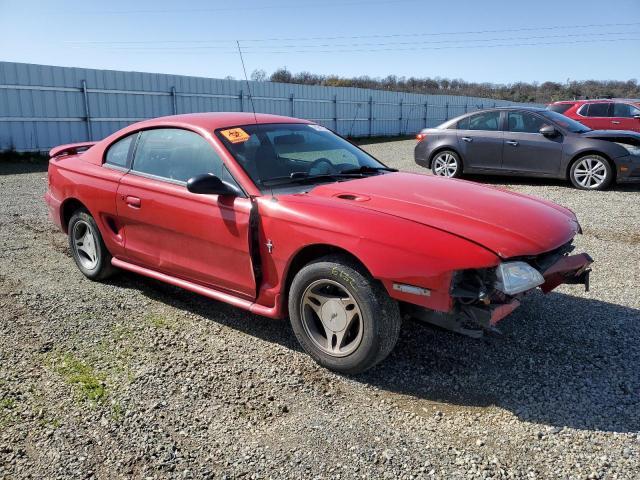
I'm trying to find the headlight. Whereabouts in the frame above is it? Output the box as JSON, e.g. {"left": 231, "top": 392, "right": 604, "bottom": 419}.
{"left": 494, "top": 261, "right": 545, "bottom": 295}
{"left": 615, "top": 142, "right": 640, "bottom": 156}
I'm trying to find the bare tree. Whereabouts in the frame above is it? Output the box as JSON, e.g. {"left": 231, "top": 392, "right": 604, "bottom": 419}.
{"left": 250, "top": 69, "right": 267, "bottom": 82}
{"left": 261, "top": 69, "right": 639, "bottom": 103}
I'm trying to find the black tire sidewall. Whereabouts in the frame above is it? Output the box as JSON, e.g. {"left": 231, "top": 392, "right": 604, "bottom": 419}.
{"left": 431, "top": 150, "right": 462, "bottom": 178}
{"left": 569, "top": 155, "right": 613, "bottom": 191}
{"left": 288, "top": 258, "right": 398, "bottom": 374}
{"left": 68, "top": 210, "right": 111, "bottom": 280}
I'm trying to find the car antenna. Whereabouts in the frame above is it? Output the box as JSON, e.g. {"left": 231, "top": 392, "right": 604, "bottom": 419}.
{"left": 236, "top": 41, "right": 275, "bottom": 198}
{"left": 236, "top": 40, "right": 258, "bottom": 126}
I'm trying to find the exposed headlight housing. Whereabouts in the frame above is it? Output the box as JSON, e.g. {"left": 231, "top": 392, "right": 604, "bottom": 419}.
{"left": 494, "top": 261, "right": 545, "bottom": 295}
{"left": 615, "top": 142, "right": 640, "bottom": 156}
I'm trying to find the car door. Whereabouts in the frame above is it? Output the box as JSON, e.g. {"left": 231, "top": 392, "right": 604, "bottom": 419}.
{"left": 502, "top": 111, "right": 564, "bottom": 175}
{"left": 456, "top": 110, "right": 504, "bottom": 170}
{"left": 577, "top": 103, "right": 612, "bottom": 130}
{"left": 610, "top": 103, "right": 640, "bottom": 132}
{"left": 115, "top": 127, "right": 256, "bottom": 299}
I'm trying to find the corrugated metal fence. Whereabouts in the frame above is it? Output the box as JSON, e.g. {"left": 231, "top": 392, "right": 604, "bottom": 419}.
{"left": 0, "top": 62, "right": 541, "bottom": 152}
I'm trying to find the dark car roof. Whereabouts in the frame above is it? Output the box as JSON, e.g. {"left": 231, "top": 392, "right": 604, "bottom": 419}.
{"left": 434, "top": 106, "right": 549, "bottom": 129}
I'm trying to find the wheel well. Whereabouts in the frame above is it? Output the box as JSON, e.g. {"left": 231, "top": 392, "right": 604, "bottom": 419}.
{"left": 283, "top": 244, "right": 371, "bottom": 300}
{"left": 567, "top": 151, "right": 616, "bottom": 181}
{"left": 60, "top": 198, "right": 88, "bottom": 233}
{"left": 428, "top": 146, "right": 462, "bottom": 169}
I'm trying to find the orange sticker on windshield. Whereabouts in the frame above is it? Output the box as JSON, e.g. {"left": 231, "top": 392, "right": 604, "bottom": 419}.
{"left": 220, "top": 128, "right": 250, "bottom": 144}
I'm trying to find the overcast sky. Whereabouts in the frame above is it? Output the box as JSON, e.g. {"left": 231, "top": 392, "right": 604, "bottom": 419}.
{"left": 1, "top": 0, "right": 639, "bottom": 83}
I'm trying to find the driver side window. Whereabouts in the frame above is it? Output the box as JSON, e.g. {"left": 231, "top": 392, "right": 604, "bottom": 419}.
{"left": 132, "top": 128, "right": 225, "bottom": 183}
{"left": 612, "top": 103, "right": 640, "bottom": 118}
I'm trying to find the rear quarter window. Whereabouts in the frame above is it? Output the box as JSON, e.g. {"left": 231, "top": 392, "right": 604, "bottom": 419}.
{"left": 105, "top": 134, "right": 136, "bottom": 167}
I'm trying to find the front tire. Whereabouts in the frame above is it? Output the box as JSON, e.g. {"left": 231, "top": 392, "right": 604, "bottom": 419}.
{"left": 569, "top": 154, "right": 613, "bottom": 190}
{"left": 288, "top": 255, "right": 402, "bottom": 374}
{"left": 431, "top": 150, "right": 462, "bottom": 178}
{"left": 68, "top": 210, "right": 116, "bottom": 280}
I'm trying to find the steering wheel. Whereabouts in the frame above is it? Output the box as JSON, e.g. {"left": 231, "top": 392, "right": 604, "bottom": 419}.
{"left": 308, "top": 157, "right": 336, "bottom": 175}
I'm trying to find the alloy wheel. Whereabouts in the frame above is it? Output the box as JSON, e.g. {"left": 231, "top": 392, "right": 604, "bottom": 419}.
{"left": 72, "top": 220, "right": 99, "bottom": 270}
{"left": 300, "top": 279, "right": 363, "bottom": 357}
{"left": 433, "top": 152, "right": 459, "bottom": 177}
{"left": 573, "top": 157, "right": 608, "bottom": 189}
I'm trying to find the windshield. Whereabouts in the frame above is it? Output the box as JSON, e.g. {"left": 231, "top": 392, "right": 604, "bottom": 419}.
{"left": 541, "top": 110, "right": 591, "bottom": 133}
{"left": 215, "top": 123, "right": 390, "bottom": 192}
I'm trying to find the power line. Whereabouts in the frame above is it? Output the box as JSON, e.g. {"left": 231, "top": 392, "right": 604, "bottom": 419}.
{"left": 73, "top": 37, "right": 640, "bottom": 55}
{"left": 243, "top": 37, "right": 640, "bottom": 54}
{"left": 64, "top": 21, "right": 640, "bottom": 45}
{"left": 75, "top": 31, "right": 640, "bottom": 51}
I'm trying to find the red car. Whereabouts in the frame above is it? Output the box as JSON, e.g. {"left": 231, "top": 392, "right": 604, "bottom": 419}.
{"left": 45, "top": 113, "right": 593, "bottom": 373}
{"left": 548, "top": 99, "right": 640, "bottom": 132}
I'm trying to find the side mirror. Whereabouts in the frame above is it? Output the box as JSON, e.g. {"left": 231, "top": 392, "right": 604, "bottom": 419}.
{"left": 539, "top": 125, "right": 559, "bottom": 137}
{"left": 187, "top": 173, "right": 240, "bottom": 196}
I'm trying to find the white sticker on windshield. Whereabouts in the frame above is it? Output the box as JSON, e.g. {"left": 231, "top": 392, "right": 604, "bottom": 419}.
{"left": 308, "top": 124, "right": 329, "bottom": 132}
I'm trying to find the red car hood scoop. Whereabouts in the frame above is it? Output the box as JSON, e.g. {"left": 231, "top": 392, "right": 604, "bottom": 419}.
{"left": 309, "top": 172, "right": 579, "bottom": 258}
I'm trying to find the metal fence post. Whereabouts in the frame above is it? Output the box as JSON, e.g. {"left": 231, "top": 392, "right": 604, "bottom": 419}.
{"left": 464, "top": 104, "right": 468, "bottom": 113}
{"left": 398, "top": 99, "right": 403, "bottom": 135}
{"left": 81, "top": 80, "right": 93, "bottom": 141}
{"left": 368, "top": 96, "right": 373, "bottom": 137}
{"left": 171, "top": 86, "right": 177, "bottom": 114}
{"left": 333, "top": 95, "right": 338, "bottom": 131}
{"left": 445, "top": 102, "right": 449, "bottom": 121}
{"left": 290, "top": 93, "right": 295, "bottom": 116}
{"left": 239, "top": 89, "right": 244, "bottom": 112}
{"left": 424, "top": 102, "right": 428, "bottom": 128}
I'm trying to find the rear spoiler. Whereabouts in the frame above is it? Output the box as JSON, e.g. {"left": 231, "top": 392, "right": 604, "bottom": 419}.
{"left": 49, "top": 142, "right": 97, "bottom": 158}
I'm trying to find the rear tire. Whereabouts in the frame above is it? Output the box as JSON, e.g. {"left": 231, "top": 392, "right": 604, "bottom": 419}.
{"left": 68, "top": 210, "right": 116, "bottom": 280}
{"left": 569, "top": 154, "right": 613, "bottom": 190}
{"left": 288, "top": 255, "right": 401, "bottom": 374}
{"left": 431, "top": 150, "right": 462, "bottom": 178}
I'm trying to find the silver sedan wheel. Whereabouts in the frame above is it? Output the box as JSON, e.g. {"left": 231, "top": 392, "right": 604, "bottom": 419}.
{"left": 300, "top": 279, "right": 363, "bottom": 357}
{"left": 573, "top": 156, "right": 608, "bottom": 189}
{"left": 72, "top": 220, "right": 99, "bottom": 270}
{"left": 432, "top": 152, "right": 459, "bottom": 177}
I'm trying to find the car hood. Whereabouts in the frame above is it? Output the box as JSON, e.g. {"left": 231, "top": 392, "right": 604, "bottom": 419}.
{"left": 308, "top": 172, "right": 579, "bottom": 258}
{"left": 581, "top": 130, "right": 640, "bottom": 145}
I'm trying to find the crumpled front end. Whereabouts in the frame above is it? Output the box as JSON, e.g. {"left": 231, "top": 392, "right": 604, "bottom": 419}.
{"left": 408, "top": 241, "right": 593, "bottom": 337}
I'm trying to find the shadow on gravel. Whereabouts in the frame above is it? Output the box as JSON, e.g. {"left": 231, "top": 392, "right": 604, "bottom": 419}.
{"left": 111, "top": 273, "right": 301, "bottom": 352}
{"left": 113, "top": 272, "right": 639, "bottom": 434}
{"left": 359, "top": 291, "right": 640, "bottom": 434}
{"left": 0, "top": 161, "right": 48, "bottom": 176}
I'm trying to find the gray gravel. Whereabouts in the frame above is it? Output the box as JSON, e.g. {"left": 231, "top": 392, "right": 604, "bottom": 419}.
{"left": 1, "top": 142, "right": 639, "bottom": 479}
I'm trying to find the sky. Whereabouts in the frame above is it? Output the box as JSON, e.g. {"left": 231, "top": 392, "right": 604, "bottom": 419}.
{"left": 1, "top": 0, "right": 639, "bottom": 84}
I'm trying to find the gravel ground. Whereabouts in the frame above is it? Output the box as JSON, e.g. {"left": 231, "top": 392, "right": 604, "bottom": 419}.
{"left": 1, "top": 141, "right": 639, "bottom": 479}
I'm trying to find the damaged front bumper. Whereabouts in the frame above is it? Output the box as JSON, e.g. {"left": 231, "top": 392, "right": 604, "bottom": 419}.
{"left": 409, "top": 251, "right": 593, "bottom": 337}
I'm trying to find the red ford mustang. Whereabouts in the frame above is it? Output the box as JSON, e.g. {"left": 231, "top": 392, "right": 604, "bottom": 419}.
{"left": 45, "top": 113, "right": 593, "bottom": 373}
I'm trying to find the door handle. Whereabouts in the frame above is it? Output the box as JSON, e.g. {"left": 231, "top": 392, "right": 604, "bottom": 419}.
{"left": 506, "top": 140, "right": 519, "bottom": 146}
{"left": 611, "top": 121, "right": 620, "bottom": 124}
{"left": 461, "top": 136, "right": 473, "bottom": 142}
{"left": 125, "top": 195, "right": 141, "bottom": 208}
